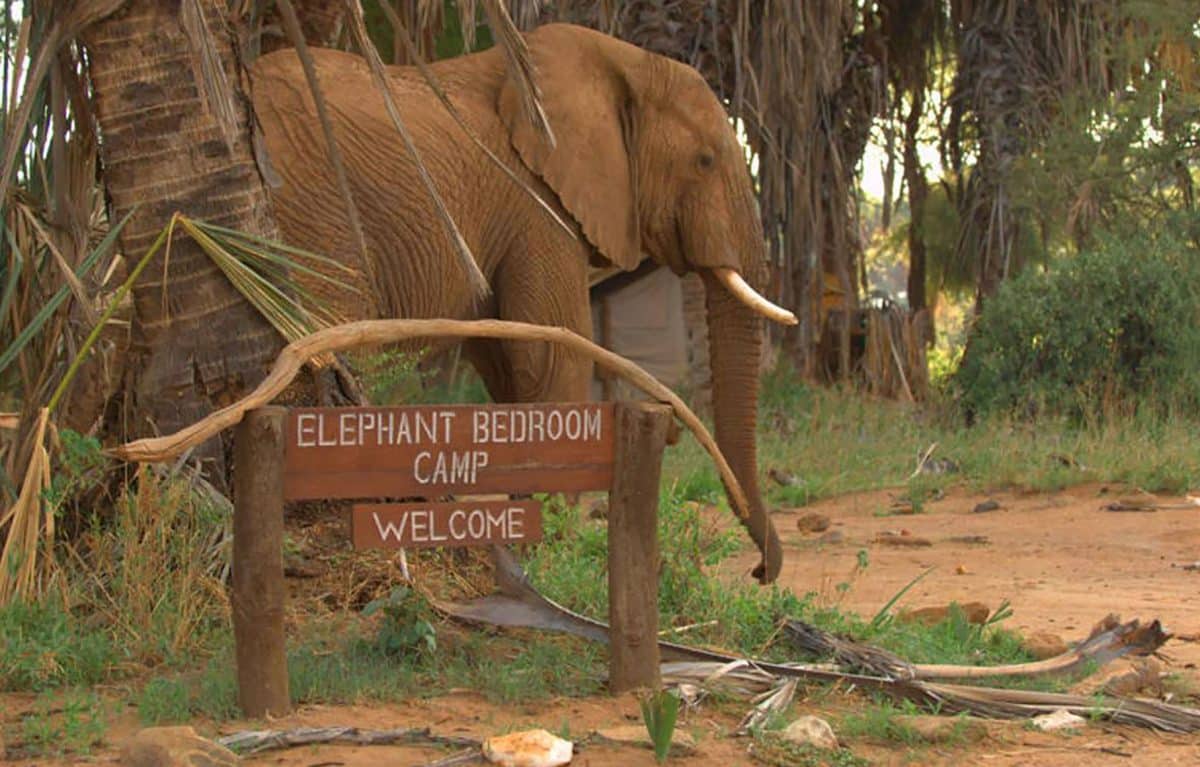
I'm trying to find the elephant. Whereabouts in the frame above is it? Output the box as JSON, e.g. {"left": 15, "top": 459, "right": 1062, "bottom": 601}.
{"left": 250, "top": 23, "right": 791, "bottom": 583}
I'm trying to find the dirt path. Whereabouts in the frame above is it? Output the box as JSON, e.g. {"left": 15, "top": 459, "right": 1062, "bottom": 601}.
{"left": 4, "top": 484, "right": 1199, "bottom": 766}
{"left": 737, "top": 483, "right": 1200, "bottom": 669}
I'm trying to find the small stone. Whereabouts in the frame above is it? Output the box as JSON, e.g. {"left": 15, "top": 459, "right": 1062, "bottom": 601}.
{"left": 875, "top": 531, "right": 932, "bottom": 547}
{"left": 796, "top": 513, "right": 831, "bottom": 533}
{"left": 1030, "top": 709, "right": 1086, "bottom": 732}
{"left": 955, "top": 564, "right": 970, "bottom": 575}
{"left": 895, "top": 715, "right": 985, "bottom": 743}
{"left": 780, "top": 715, "right": 838, "bottom": 750}
{"left": 816, "top": 530, "right": 844, "bottom": 544}
{"left": 972, "top": 499, "right": 1001, "bottom": 513}
{"left": 1021, "top": 631, "right": 1068, "bottom": 660}
{"left": 593, "top": 725, "right": 696, "bottom": 754}
{"left": 483, "top": 729, "right": 572, "bottom": 767}
{"left": 122, "top": 726, "right": 239, "bottom": 767}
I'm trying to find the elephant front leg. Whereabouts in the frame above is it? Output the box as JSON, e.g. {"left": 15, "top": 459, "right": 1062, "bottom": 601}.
{"left": 468, "top": 252, "right": 595, "bottom": 405}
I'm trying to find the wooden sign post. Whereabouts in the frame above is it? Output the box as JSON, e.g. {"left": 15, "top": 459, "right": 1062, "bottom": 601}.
{"left": 231, "top": 399, "right": 667, "bottom": 716}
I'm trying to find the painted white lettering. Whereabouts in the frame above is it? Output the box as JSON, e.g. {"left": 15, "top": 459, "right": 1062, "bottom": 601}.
{"left": 413, "top": 451, "right": 432, "bottom": 484}
{"left": 410, "top": 510, "right": 430, "bottom": 542}
{"left": 440, "top": 411, "right": 455, "bottom": 443}
{"left": 318, "top": 413, "right": 338, "bottom": 446}
{"left": 431, "top": 451, "right": 449, "bottom": 483}
{"left": 372, "top": 511, "right": 409, "bottom": 542}
{"left": 493, "top": 411, "right": 508, "bottom": 443}
{"left": 339, "top": 413, "right": 356, "bottom": 445}
{"left": 546, "top": 410, "right": 563, "bottom": 440}
{"left": 530, "top": 409, "right": 545, "bottom": 441}
{"left": 468, "top": 509, "right": 486, "bottom": 538}
{"left": 450, "top": 451, "right": 472, "bottom": 484}
{"left": 449, "top": 510, "right": 468, "bottom": 539}
{"left": 474, "top": 410, "right": 489, "bottom": 443}
{"left": 473, "top": 451, "right": 489, "bottom": 480}
{"left": 508, "top": 508, "right": 525, "bottom": 539}
{"left": 378, "top": 412, "right": 393, "bottom": 445}
{"left": 417, "top": 412, "right": 438, "bottom": 443}
{"left": 429, "top": 510, "right": 448, "bottom": 542}
{"left": 359, "top": 412, "right": 375, "bottom": 445}
{"left": 585, "top": 408, "right": 601, "bottom": 440}
{"left": 296, "top": 413, "right": 317, "bottom": 447}
{"left": 510, "top": 410, "right": 527, "bottom": 442}
{"left": 565, "top": 409, "right": 581, "bottom": 440}
{"left": 396, "top": 412, "right": 412, "bottom": 444}
{"left": 486, "top": 507, "right": 508, "bottom": 538}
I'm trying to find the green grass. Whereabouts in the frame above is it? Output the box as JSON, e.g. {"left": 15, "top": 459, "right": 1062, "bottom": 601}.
{"left": 663, "top": 372, "right": 1200, "bottom": 513}
{"left": 17, "top": 688, "right": 108, "bottom": 756}
{"left": 0, "top": 600, "right": 119, "bottom": 691}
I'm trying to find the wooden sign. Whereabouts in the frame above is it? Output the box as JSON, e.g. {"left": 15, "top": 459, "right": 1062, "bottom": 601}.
{"left": 351, "top": 499, "right": 543, "bottom": 549}
{"left": 283, "top": 402, "right": 614, "bottom": 500}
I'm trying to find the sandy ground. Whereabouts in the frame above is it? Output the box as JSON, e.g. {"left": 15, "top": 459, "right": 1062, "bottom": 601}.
{"left": 3, "top": 483, "right": 1199, "bottom": 766}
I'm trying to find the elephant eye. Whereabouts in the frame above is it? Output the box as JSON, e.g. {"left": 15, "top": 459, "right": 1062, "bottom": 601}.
{"left": 697, "top": 152, "right": 715, "bottom": 170}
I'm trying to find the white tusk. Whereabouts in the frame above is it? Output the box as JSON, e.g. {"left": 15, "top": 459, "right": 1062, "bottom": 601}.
{"left": 713, "top": 268, "right": 798, "bottom": 326}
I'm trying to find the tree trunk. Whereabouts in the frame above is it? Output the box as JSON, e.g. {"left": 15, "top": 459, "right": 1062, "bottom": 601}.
{"left": 903, "top": 90, "right": 929, "bottom": 326}
{"left": 82, "top": 0, "right": 282, "bottom": 479}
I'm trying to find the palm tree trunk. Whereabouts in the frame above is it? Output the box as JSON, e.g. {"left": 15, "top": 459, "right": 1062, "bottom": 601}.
{"left": 82, "top": 0, "right": 282, "bottom": 479}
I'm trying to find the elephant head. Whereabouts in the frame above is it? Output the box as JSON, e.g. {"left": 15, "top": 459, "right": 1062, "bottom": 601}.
{"left": 502, "top": 25, "right": 791, "bottom": 582}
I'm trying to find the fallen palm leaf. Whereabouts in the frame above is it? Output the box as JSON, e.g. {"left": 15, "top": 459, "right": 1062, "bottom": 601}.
{"left": 784, "top": 617, "right": 1168, "bottom": 681}
{"left": 435, "top": 548, "right": 1200, "bottom": 733}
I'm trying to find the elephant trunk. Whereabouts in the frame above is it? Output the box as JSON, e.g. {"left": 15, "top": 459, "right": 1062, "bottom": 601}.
{"left": 700, "top": 270, "right": 783, "bottom": 584}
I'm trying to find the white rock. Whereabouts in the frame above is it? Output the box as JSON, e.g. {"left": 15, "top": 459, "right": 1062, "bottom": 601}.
{"left": 1031, "top": 709, "right": 1087, "bottom": 732}
{"left": 780, "top": 715, "right": 839, "bottom": 750}
{"left": 483, "top": 729, "right": 573, "bottom": 767}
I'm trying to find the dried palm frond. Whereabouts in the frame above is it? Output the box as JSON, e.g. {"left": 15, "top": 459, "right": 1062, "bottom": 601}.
{"left": 375, "top": 0, "right": 573, "bottom": 237}
{"left": 481, "top": 0, "right": 553, "bottom": 145}
{"left": 342, "top": 0, "right": 491, "bottom": 302}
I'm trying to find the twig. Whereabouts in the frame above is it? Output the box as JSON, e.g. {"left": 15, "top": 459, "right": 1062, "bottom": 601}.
{"left": 217, "top": 726, "right": 478, "bottom": 755}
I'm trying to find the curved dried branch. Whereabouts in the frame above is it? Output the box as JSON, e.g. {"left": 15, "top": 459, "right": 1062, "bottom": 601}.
{"left": 108, "top": 319, "right": 752, "bottom": 521}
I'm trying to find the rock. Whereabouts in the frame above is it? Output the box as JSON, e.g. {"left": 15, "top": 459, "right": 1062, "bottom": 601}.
{"left": 593, "top": 725, "right": 697, "bottom": 754}
{"left": 1021, "top": 631, "right": 1069, "bottom": 660}
{"left": 1030, "top": 709, "right": 1086, "bottom": 732}
{"left": 972, "top": 499, "right": 1001, "bottom": 513}
{"left": 875, "top": 531, "right": 932, "bottom": 547}
{"left": 780, "top": 715, "right": 838, "bottom": 750}
{"left": 796, "top": 513, "right": 831, "bottom": 533}
{"left": 896, "top": 715, "right": 985, "bottom": 743}
{"left": 816, "top": 530, "right": 844, "bottom": 545}
{"left": 898, "top": 601, "right": 990, "bottom": 627}
{"left": 956, "top": 564, "right": 970, "bottom": 575}
{"left": 483, "top": 729, "right": 573, "bottom": 767}
{"left": 769, "top": 468, "right": 801, "bottom": 487}
{"left": 122, "top": 726, "right": 239, "bottom": 767}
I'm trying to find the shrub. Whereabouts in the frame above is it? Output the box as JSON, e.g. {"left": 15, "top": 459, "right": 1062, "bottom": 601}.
{"left": 954, "top": 228, "right": 1200, "bottom": 420}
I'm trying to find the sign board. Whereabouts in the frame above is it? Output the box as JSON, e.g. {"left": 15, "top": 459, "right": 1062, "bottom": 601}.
{"left": 283, "top": 402, "right": 615, "bottom": 500}
{"left": 352, "top": 499, "right": 543, "bottom": 549}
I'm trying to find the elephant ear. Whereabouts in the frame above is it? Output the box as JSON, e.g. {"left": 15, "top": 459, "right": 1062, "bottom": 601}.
{"left": 500, "top": 26, "right": 642, "bottom": 271}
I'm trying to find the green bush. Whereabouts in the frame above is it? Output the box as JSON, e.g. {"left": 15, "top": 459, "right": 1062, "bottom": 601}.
{"left": 955, "top": 229, "right": 1200, "bottom": 420}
